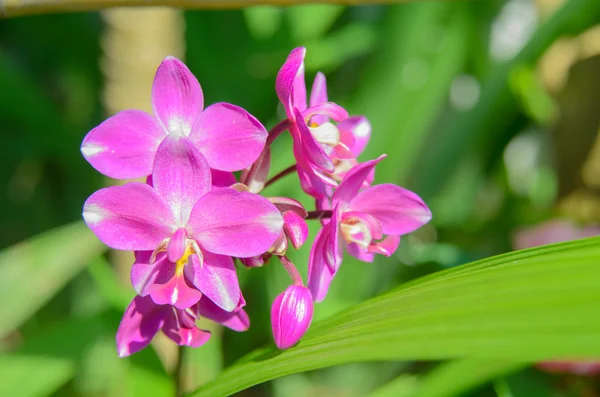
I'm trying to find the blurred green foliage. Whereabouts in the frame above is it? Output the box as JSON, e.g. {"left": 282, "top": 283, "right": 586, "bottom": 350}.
{"left": 1, "top": 0, "right": 600, "bottom": 396}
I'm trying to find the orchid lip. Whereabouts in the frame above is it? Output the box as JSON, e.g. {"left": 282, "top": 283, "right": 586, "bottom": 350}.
{"left": 150, "top": 235, "right": 204, "bottom": 273}
{"left": 340, "top": 217, "right": 372, "bottom": 248}
{"left": 308, "top": 122, "right": 340, "bottom": 147}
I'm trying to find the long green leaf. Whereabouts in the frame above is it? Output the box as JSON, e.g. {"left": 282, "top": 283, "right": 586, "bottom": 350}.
{"left": 189, "top": 237, "right": 600, "bottom": 397}
{"left": 0, "top": 221, "right": 106, "bottom": 338}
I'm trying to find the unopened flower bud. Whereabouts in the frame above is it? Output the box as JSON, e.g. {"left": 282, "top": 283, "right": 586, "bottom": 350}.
{"left": 271, "top": 285, "right": 314, "bottom": 350}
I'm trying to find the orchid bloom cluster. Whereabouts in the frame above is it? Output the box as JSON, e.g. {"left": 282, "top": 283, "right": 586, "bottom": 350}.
{"left": 81, "top": 47, "right": 432, "bottom": 357}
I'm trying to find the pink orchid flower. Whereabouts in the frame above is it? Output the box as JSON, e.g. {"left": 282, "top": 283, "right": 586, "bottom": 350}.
{"left": 82, "top": 56, "right": 268, "bottom": 179}
{"left": 117, "top": 294, "right": 249, "bottom": 357}
{"left": 83, "top": 138, "right": 284, "bottom": 311}
{"left": 276, "top": 47, "right": 352, "bottom": 197}
{"left": 513, "top": 219, "right": 600, "bottom": 375}
{"left": 308, "top": 156, "right": 432, "bottom": 302}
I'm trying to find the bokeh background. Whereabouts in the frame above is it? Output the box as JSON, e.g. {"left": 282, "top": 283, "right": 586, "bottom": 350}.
{"left": 1, "top": 0, "right": 600, "bottom": 395}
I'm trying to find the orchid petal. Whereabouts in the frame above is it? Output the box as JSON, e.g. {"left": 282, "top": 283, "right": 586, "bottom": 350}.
{"left": 349, "top": 184, "right": 431, "bottom": 235}
{"left": 347, "top": 242, "right": 375, "bottom": 263}
{"left": 148, "top": 273, "right": 202, "bottom": 310}
{"left": 188, "top": 188, "right": 283, "bottom": 257}
{"left": 294, "top": 109, "right": 333, "bottom": 172}
{"left": 268, "top": 197, "right": 307, "bottom": 218}
{"left": 162, "top": 309, "right": 211, "bottom": 348}
{"left": 211, "top": 169, "right": 237, "bottom": 188}
{"left": 116, "top": 295, "right": 165, "bottom": 357}
{"left": 284, "top": 213, "right": 307, "bottom": 249}
{"left": 151, "top": 56, "right": 203, "bottom": 136}
{"left": 167, "top": 228, "right": 187, "bottom": 263}
{"left": 83, "top": 183, "right": 175, "bottom": 251}
{"left": 333, "top": 155, "right": 386, "bottom": 206}
{"left": 189, "top": 103, "right": 268, "bottom": 171}
{"left": 197, "top": 297, "right": 250, "bottom": 331}
{"left": 326, "top": 209, "right": 342, "bottom": 271}
{"left": 307, "top": 226, "right": 335, "bottom": 302}
{"left": 368, "top": 235, "right": 401, "bottom": 256}
{"left": 131, "top": 251, "right": 173, "bottom": 296}
{"left": 302, "top": 102, "right": 348, "bottom": 123}
{"left": 152, "top": 138, "right": 211, "bottom": 226}
{"left": 276, "top": 47, "right": 306, "bottom": 117}
{"left": 186, "top": 252, "right": 240, "bottom": 312}
{"left": 81, "top": 110, "right": 165, "bottom": 179}
{"left": 337, "top": 116, "right": 371, "bottom": 158}
{"left": 240, "top": 148, "right": 271, "bottom": 193}
{"left": 309, "top": 72, "right": 329, "bottom": 126}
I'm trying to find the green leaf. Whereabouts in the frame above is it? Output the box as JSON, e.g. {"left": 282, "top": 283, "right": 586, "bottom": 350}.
{"left": 0, "top": 221, "right": 106, "bottom": 338}
{"left": 368, "top": 374, "right": 419, "bottom": 397}
{"left": 189, "top": 237, "right": 600, "bottom": 397}
{"left": 0, "top": 354, "right": 75, "bottom": 397}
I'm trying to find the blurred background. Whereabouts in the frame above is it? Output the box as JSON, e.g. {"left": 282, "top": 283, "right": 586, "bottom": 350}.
{"left": 1, "top": 0, "right": 600, "bottom": 395}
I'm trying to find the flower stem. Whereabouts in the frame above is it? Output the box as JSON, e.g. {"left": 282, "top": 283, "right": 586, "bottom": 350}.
{"left": 174, "top": 345, "right": 185, "bottom": 397}
{"left": 279, "top": 256, "right": 304, "bottom": 286}
{"left": 265, "top": 164, "right": 297, "bottom": 188}
{"left": 306, "top": 210, "right": 333, "bottom": 220}
{"left": 266, "top": 119, "right": 291, "bottom": 146}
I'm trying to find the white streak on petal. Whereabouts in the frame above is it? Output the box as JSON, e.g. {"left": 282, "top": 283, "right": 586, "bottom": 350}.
{"left": 82, "top": 203, "right": 105, "bottom": 225}
{"left": 81, "top": 143, "right": 106, "bottom": 157}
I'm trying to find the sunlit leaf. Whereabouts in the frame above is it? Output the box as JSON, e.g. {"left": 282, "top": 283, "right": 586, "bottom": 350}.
{"left": 0, "top": 221, "right": 106, "bottom": 338}
{"left": 189, "top": 237, "right": 600, "bottom": 397}
{"left": 0, "top": 354, "right": 75, "bottom": 397}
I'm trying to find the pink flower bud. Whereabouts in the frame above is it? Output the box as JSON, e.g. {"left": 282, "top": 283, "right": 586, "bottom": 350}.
{"left": 271, "top": 285, "right": 314, "bottom": 350}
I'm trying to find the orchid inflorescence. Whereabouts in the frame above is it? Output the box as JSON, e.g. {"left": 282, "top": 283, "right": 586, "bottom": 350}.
{"left": 81, "top": 47, "right": 432, "bottom": 357}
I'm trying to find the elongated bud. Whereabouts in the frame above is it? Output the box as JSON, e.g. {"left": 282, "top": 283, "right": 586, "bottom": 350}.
{"left": 271, "top": 285, "right": 314, "bottom": 349}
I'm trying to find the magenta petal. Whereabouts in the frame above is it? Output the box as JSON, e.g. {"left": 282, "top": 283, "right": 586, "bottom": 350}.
{"left": 271, "top": 285, "right": 314, "bottom": 350}
{"left": 294, "top": 109, "right": 334, "bottom": 172}
{"left": 302, "top": 102, "right": 348, "bottom": 123}
{"left": 197, "top": 297, "right": 250, "bottom": 331}
{"left": 83, "top": 183, "right": 175, "bottom": 251}
{"left": 276, "top": 47, "right": 307, "bottom": 116}
{"left": 241, "top": 148, "right": 271, "bottom": 193}
{"left": 349, "top": 184, "right": 431, "bottom": 235}
{"left": 148, "top": 274, "right": 202, "bottom": 310}
{"left": 269, "top": 197, "right": 307, "bottom": 218}
{"left": 152, "top": 138, "right": 211, "bottom": 226}
{"left": 167, "top": 228, "right": 187, "bottom": 262}
{"left": 188, "top": 188, "right": 283, "bottom": 257}
{"left": 307, "top": 226, "right": 335, "bottom": 302}
{"left": 326, "top": 209, "right": 342, "bottom": 271}
{"left": 162, "top": 309, "right": 211, "bottom": 348}
{"left": 337, "top": 116, "right": 371, "bottom": 158}
{"left": 81, "top": 110, "right": 165, "bottom": 179}
{"left": 116, "top": 295, "right": 165, "bottom": 357}
{"left": 131, "top": 251, "right": 174, "bottom": 296}
{"left": 189, "top": 103, "right": 268, "bottom": 172}
{"left": 309, "top": 72, "right": 329, "bottom": 125}
{"left": 347, "top": 242, "right": 375, "bottom": 262}
{"left": 368, "top": 235, "right": 401, "bottom": 256}
{"left": 151, "top": 56, "right": 203, "bottom": 136}
{"left": 283, "top": 211, "right": 308, "bottom": 249}
{"left": 186, "top": 252, "right": 240, "bottom": 312}
{"left": 333, "top": 155, "right": 386, "bottom": 206}
{"left": 211, "top": 169, "right": 237, "bottom": 187}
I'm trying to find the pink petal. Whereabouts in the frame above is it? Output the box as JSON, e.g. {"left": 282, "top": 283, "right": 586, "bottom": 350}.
{"left": 83, "top": 183, "right": 175, "bottom": 251}
{"left": 276, "top": 47, "right": 307, "bottom": 117}
{"left": 189, "top": 103, "right": 268, "bottom": 172}
{"left": 347, "top": 242, "right": 375, "bottom": 262}
{"left": 151, "top": 56, "right": 203, "bottom": 136}
{"left": 294, "top": 109, "right": 333, "bottom": 172}
{"left": 283, "top": 211, "right": 309, "bottom": 250}
{"left": 333, "top": 155, "right": 386, "bottom": 207}
{"left": 293, "top": 62, "right": 307, "bottom": 113}
{"left": 307, "top": 226, "right": 335, "bottom": 302}
{"left": 326, "top": 209, "right": 343, "bottom": 272}
{"left": 368, "top": 235, "right": 401, "bottom": 256}
{"left": 186, "top": 252, "right": 240, "bottom": 312}
{"left": 116, "top": 295, "right": 166, "bottom": 357}
{"left": 302, "top": 102, "right": 348, "bottom": 123}
{"left": 131, "top": 251, "right": 174, "bottom": 296}
{"left": 152, "top": 138, "right": 211, "bottom": 226}
{"left": 341, "top": 211, "right": 383, "bottom": 240}
{"left": 309, "top": 72, "right": 329, "bottom": 125}
{"left": 188, "top": 188, "right": 284, "bottom": 258}
{"left": 197, "top": 297, "right": 250, "bottom": 331}
{"left": 148, "top": 273, "right": 203, "bottom": 310}
{"left": 211, "top": 169, "right": 237, "bottom": 187}
{"left": 268, "top": 197, "right": 308, "bottom": 218}
{"left": 162, "top": 309, "right": 211, "bottom": 348}
{"left": 271, "top": 285, "right": 314, "bottom": 350}
{"left": 81, "top": 110, "right": 165, "bottom": 179}
{"left": 240, "top": 255, "right": 267, "bottom": 268}
{"left": 337, "top": 116, "right": 371, "bottom": 158}
{"left": 348, "top": 184, "right": 431, "bottom": 236}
